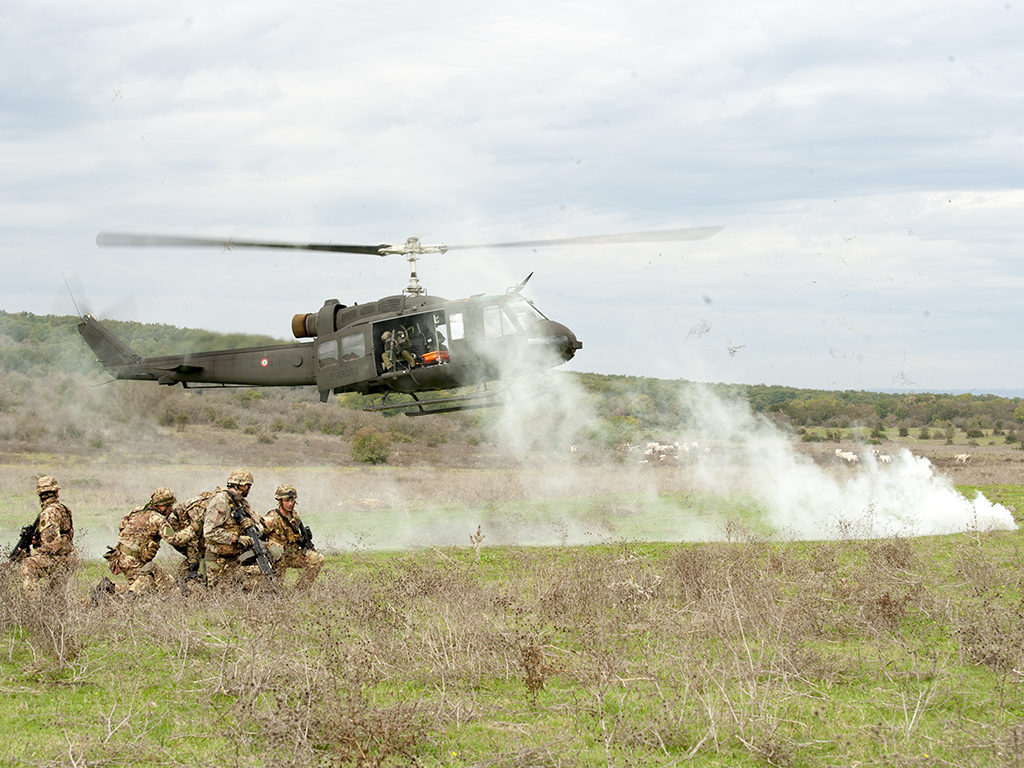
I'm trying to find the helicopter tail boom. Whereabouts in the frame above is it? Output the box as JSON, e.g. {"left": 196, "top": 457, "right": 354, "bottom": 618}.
{"left": 78, "top": 314, "right": 144, "bottom": 374}
{"left": 78, "top": 315, "right": 316, "bottom": 387}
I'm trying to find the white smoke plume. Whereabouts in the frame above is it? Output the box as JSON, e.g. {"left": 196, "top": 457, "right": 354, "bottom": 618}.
{"left": 677, "top": 384, "right": 1016, "bottom": 539}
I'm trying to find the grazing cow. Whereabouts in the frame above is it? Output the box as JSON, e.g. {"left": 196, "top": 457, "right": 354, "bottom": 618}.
{"left": 835, "top": 449, "right": 859, "bottom": 464}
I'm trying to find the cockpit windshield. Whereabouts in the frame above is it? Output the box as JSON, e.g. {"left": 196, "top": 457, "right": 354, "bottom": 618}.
{"left": 502, "top": 297, "right": 546, "bottom": 330}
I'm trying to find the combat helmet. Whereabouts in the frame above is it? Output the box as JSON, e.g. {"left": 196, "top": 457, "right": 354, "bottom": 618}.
{"left": 227, "top": 469, "right": 254, "bottom": 487}
{"left": 150, "top": 487, "right": 176, "bottom": 506}
{"left": 36, "top": 476, "right": 60, "bottom": 495}
{"left": 275, "top": 484, "right": 297, "bottom": 500}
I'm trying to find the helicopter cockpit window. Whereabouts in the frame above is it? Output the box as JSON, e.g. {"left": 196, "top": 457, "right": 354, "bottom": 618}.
{"left": 340, "top": 333, "right": 365, "bottom": 362}
{"left": 483, "top": 305, "right": 517, "bottom": 339}
{"left": 503, "top": 297, "right": 545, "bottom": 330}
{"left": 317, "top": 339, "right": 339, "bottom": 367}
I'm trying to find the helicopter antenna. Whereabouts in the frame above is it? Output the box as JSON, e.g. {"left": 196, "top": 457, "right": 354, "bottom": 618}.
{"left": 61, "top": 271, "right": 84, "bottom": 318}
{"left": 379, "top": 237, "right": 448, "bottom": 296}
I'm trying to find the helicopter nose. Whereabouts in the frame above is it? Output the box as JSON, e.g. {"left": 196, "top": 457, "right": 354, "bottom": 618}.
{"left": 545, "top": 321, "right": 583, "bottom": 362}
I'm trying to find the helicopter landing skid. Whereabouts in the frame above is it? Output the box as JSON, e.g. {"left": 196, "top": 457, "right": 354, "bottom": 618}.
{"left": 363, "top": 388, "right": 507, "bottom": 417}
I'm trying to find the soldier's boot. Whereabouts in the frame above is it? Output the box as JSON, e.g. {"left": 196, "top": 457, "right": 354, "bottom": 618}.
{"left": 90, "top": 576, "right": 117, "bottom": 605}
{"left": 176, "top": 566, "right": 205, "bottom": 596}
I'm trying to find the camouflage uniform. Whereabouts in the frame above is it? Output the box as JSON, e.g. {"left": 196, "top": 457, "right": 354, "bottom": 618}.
{"left": 381, "top": 328, "right": 417, "bottom": 370}
{"left": 166, "top": 491, "right": 211, "bottom": 581}
{"left": 20, "top": 476, "right": 77, "bottom": 601}
{"left": 105, "top": 488, "right": 177, "bottom": 595}
{"left": 202, "top": 469, "right": 265, "bottom": 589}
{"left": 261, "top": 484, "right": 323, "bottom": 589}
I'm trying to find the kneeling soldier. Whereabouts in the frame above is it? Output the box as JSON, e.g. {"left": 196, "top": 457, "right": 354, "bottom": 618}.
{"left": 166, "top": 491, "right": 211, "bottom": 584}
{"left": 202, "top": 469, "right": 267, "bottom": 589}
{"left": 262, "top": 484, "right": 323, "bottom": 589}
{"left": 104, "top": 487, "right": 176, "bottom": 595}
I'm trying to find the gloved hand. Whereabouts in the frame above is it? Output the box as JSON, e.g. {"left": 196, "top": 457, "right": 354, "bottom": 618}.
{"left": 238, "top": 535, "right": 253, "bottom": 548}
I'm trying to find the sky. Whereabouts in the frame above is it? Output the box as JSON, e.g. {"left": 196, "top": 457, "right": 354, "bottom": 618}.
{"left": 3, "top": 0, "right": 1023, "bottom": 394}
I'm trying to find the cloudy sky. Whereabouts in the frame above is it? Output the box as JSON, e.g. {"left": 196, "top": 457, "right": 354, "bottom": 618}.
{"left": 3, "top": 0, "right": 1022, "bottom": 394}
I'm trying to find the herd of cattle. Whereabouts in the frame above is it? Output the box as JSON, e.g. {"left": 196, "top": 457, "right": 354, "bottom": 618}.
{"left": 598, "top": 442, "right": 974, "bottom": 468}
{"left": 633, "top": 441, "right": 710, "bottom": 464}
{"left": 834, "top": 448, "right": 893, "bottom": 464}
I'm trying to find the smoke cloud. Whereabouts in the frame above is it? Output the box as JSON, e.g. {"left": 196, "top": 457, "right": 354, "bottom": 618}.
{"left": 460, "top": 373, "right": 1017, "bottom": 546}
{"left": 676, "top": 384, "right": 1016, "bottom": 539}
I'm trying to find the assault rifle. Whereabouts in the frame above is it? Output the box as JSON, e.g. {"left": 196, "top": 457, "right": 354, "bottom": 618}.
{"left": 7, "top": 515, "right": 40, "bottom": 563}
{"left": 298, "top": 521, "right": 315, "bottom": 554}
{"left": 229, "top": 503, "right": 276, "bottom": 583}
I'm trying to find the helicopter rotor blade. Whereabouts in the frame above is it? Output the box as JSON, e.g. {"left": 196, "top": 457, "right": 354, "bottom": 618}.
{"left": 444, "top": 226, "right": 723, "bottom": 251}
{"left": 96, "top": 224, "right": 723, "bottom": 257}
{"left": 96, "top": 232, "right": 389, "bottom": 256}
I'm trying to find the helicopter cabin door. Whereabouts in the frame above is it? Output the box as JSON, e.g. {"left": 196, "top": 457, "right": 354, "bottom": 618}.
{"left": 372, "top": 310, "right": 452, "bottom": 376}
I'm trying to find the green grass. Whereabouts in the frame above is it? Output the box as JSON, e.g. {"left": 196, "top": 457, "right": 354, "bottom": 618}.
{"left": 4, "top": 516, "right": 1024, "bottom": 767}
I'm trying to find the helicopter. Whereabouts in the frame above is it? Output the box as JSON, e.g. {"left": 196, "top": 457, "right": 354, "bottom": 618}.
{"left": 78, "top": 226, "right": 721, "bottom": 415}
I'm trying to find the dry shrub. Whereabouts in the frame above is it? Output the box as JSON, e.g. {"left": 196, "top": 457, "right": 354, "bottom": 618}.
{"left": 873, "top": 536, "right": 915, "bottom": 570}
{"left": 952, "top": 587, "right": 1024, "bottom": 673}
{"left": 995, "top": 723, "right": 1024, "bottom": 767}
{"left": 944, "top": 540, "right": 1024, "bottom": 673}
{"left": 196, "top": 588, "right": 442, "bottom": 767}
{"left": 314, "top": 694, "right": 431, "bottom": 766}
{"left": 0, "top": 565, "right": 80, "bottom": 668}
{"left": 247, "top": 678, "right": 431, "bottom": 767}
{"left": 664, "top": 542, "right": 787, "bottom": 637}
{"left": 534, "top": 553, "right": 617, "bottom": 620}
{"left": 506, "top": 624, "right": 563, "bottom": 704}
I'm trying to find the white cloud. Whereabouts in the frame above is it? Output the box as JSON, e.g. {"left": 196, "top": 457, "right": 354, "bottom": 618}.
{"left": 3, "top": 0, "right": 1024, "bottom": 392}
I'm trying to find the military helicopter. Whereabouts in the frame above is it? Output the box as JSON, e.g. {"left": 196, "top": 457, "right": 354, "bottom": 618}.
{"left": 79, "top": 226, "right": 721, "bottom": 415}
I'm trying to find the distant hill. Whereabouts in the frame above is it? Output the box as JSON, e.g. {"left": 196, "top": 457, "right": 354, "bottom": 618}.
{"left": 572, "top": 371, "right": 1023, "bottom": 429}
{"left": 872, "top": 387, "right": 1024, "bottom": 399}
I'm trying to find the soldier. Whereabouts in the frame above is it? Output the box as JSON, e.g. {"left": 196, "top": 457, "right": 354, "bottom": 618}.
{"left": 202, "top": 469, "right": 267, "bottom": 589}
{"left": 18, "top": 476, "right": 77, "bottom": 602}
{"left": 261, "top": 484, "right": 323, "bottom": 589}
{"left": 166, "top": 490, "right": 212, "bottom": 583}
{"left": 103, "top": 487, "right": 177, "bottom": 595}
{"left": 381, "top": 328, "right": 417, "bottom": 371}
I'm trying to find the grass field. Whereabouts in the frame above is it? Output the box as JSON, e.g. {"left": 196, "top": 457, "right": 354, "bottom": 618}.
{"left": 2, "top": 420, "right": 1023, "bottom": 767}
{"left": 3, "top": 467, "right": 1024, "bottom": 766}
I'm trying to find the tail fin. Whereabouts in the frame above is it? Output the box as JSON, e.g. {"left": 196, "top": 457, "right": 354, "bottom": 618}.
{"left": 77, "top": 314, "right": 142, "bottom": 371}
